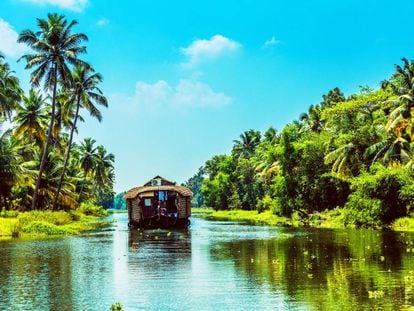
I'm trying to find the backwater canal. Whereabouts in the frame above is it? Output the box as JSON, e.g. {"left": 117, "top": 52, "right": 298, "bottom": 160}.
{"left": 1, "top": 213, "right": 414, "bottom": 310}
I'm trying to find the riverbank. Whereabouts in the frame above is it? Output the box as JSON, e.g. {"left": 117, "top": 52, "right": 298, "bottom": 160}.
{"left": 192, "top": 208, "right": 414, "bottom": 231}
{"left": 192, "top": 208, "right": 302, "bottom": 227}
{"left": 0, "top": 204, "right": 112, "bottom": 240}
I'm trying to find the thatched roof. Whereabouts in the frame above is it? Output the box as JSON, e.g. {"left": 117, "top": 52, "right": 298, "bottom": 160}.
{"left": 124, "top": 176, "right": 193, "bottom": 199}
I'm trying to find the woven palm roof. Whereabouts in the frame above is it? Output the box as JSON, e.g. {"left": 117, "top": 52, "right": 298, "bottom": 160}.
{"left": 124, "top": 176, "right": 193, "bottom": 199}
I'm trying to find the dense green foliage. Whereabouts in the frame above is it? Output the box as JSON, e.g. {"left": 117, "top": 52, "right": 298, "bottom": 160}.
{"left": 187, "top": 58, "right": 414, "bottom": 227}
{"left": 0, "top": 14, "right": 115, "bottom": 211}
{"left": 77, "top": 201, "right": 109, "bottom": 217}
{"left": 182, "top": 167, "right": 204, "bottom": 207}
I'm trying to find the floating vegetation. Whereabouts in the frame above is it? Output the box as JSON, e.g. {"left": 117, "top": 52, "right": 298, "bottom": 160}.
{"left": 110, "top": 302, "right": 123, "bottom": 311}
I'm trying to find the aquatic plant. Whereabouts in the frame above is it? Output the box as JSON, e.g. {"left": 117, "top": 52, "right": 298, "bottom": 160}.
{"left": 110, "top": 302, "right": 123, "bottom": 311}
{"left": 22, "top": 221, "right": 72, "bottom": 235}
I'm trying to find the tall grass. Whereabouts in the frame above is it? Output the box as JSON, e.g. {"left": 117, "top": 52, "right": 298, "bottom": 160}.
{"left": 18, "top": 210, "right": 73, "bottom": 226}
{"left": 197, "top": 209, "right": 293, "bottom": 226}
{"left": 23, "top": 221, "right": 73, "bottom": 235}
{"left": 0, "top": 218, "right": 21, "bottom": 237}
{"left": 0, "top": 203, "right": 110, "bottom": 238}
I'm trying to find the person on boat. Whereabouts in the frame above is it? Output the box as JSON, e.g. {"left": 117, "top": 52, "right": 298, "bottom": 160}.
{"left": 157, "top": 200, "right": 166, "bottom": 217}
{"left": 156, "top": 200, "right": 161, "bottom": 220}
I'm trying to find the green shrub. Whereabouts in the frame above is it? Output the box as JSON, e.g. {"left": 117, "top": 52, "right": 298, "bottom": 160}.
{"left": 344, "top": 164, "right": 414, "bottom": 227}
{"left": 77, "top": 202, "right": 108, "bottom": 217}
{"left": 271, "top": 175, "right": 291, "bottom": 216}
{"left": 22, "top": 221, "right": 71, "bottom": 235}
{"left": 68, "top": 210, "right": 81, "bottom": 221}
{"left": 10, "top": 220, "right": 22, "bottom": 238}
{"left": 344, "top": 196, "right": 382, "bottom": 227}
{"left": 257, "top": 195, "right": 277, "bottom": 214}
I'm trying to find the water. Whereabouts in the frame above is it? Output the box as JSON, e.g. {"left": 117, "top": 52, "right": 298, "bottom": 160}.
{"left": 1, "top": 214, "right": 414, "bottom": 310}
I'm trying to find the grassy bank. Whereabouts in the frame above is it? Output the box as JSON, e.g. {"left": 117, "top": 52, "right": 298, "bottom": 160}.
{"left": 192, "top": 208, "right": 414, "bottom": 231}
{"left": 0, "top": 203, "right": 111, "bottom": 239}
{"left": 192, "top": 208, "right": 300, "bottom": 227}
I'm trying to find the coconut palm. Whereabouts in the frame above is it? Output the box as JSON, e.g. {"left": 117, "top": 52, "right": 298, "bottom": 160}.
{"left": 233, "top": 130, "right": 261, "bottom": 158}
{"left": 52, "top": 90, "right": 76, "bottom": 144}
{"left": 264, "top": 127, "right": 278, "bottom": 143}
{"left": 0, "top": 54, "right": 22, "bottom": 120}
{"left": 93, "top": 145, "right": 115, "bottom": 194}
{"left": 36, "top": 150, "right": 77, "bottom": 209}
{"left": 13, "top": 89, "right": 48, "bottom": 149}
{"left": 299, "top": 104, "right": 323, "bottom": 133}
{"left": 381, "top": 58, "right": 414, "bottom": 138}
{"left": 0, "top": 128, "right": 21, "bottom": 207}
{"left": 365, "top": 125, "right": 411, "bottom": 165}
{"left": 78, "top": 138, "right": 98, "bottom": 200}
{"left": 254, "top": 142, "right": 280, "bottom": 184}
{"left": 52, "top": 65, "right": 107, "bottom": 209}
{"left": 18, "top": 13, "right": 88, "bottom": 209}
{"left": 324, "top": 142, "right": 356, "bottom": 178}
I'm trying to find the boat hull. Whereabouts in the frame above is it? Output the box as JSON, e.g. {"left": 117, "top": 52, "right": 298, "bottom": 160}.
{"left": 129, "top": 216, "right": 190, "bottom": 229}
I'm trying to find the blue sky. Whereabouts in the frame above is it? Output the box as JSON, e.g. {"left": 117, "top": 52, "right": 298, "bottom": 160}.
{"left": 1, "top": 0, "right": 414, "bottom": 193}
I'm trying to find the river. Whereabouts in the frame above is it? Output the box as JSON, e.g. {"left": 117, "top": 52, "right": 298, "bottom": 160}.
{"left": 0, "top": 214, "right": 413, "bottom": 310}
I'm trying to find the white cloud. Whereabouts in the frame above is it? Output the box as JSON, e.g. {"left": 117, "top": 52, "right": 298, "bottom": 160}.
{"left": 181, "top": 34, "right": 241, "bottom": 68}
{"left": 21, "top": 0, "right": 88, "bottom": 11}
{"left": 134, "top": 80, "right": 172, "bottom": 111}
{"left": 133, "top": 79, "right": 231, "bottom": 110}
{"left": 96, "top": 18, "right": 109, "bottom": 28}
{"left": 263, "top": 36, "right": 282, "bottom": 48}
{"left": 0, "top": 19, "right": 28, "bottom": 58}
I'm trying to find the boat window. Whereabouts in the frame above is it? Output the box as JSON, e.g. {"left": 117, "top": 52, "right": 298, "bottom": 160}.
{"left": 144, "top": 198, "right": 151, "bottom": 206}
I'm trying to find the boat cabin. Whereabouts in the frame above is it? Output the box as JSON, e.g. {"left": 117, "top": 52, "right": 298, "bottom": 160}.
{"left": 124, "top": 176, "right": 192, "bottom": 228}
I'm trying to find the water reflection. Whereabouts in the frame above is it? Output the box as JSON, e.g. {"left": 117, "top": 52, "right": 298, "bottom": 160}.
{"left": 0, "top": 215, "right": 413, "bottom": 310}
{"left": 210, "top": 227, "right": 414, "bottom": 310}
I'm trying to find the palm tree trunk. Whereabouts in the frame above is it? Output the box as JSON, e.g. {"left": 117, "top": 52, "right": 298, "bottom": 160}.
{"left": 78, "top": 177, "right": 86, "bottom": 203}
{"left": 52, "top": 96, "right": 80, "bottom": 210}
{"left": 31, "top": 64, "right": 58, "bottom": 210}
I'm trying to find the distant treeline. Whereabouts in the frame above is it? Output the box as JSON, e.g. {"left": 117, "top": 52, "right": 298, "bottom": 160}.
{"left": 113, "top": 192, "right": 127, "bottom": 210}
{"left": 184, "top": 58, "right": 414, "bottom": 227}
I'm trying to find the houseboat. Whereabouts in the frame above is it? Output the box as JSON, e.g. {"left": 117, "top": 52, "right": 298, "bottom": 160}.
{"left": 124, "top": 176, "right": 192, "bottom": 228}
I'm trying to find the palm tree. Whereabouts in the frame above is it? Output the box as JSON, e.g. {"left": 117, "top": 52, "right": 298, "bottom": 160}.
{"left": 365, "top": 125, "right": 411, "bottom": 165}
{"left": 382, "top": 58, "right": 414, "bottom": 137}
{"left": 53, "top": 65, "right": 107, "bottom": 209}
{"left": 78, "top": 138, "right": 98, "bottom": 201}
{"left": 13, "top": 89, "right": 48, "bottom": 149}
{"left": 233, "top": 130, "right": 261, "bottom": 158}
{"left": 93, "top": 145, "right": 115, "bottom": 196}
{"left": 36, "top": 150, "right": 78, "bottom": 209}
{"left": 0, "top": 127, "right": 22, "bottom": 207}
{"left": 299, "top": 104, "right": 323, "bottom": 133}
{"left": 0, "top": 54, "right": 22, "bottom": 120}
{"left": 53, "top": 90, "right": 76, "bottom": 144}
{"left": 324, "top": 142, "right": 356, "bottom": 178}
{"left": 264, "top": 127, "right": 278, "bottom": 143}
{"left": 18, "top": 13, "right": 88, "bottom": 209}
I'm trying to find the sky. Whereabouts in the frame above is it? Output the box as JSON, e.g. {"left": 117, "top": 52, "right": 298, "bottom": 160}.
{"left": 1, "top": 0, "right": 414, "bottom": 193}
